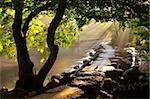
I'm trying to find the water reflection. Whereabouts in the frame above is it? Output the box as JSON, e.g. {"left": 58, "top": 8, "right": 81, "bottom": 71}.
{"left": 0, "top": 40, "right": 98, "bottom": 89}
{"left": 0, "top": 21, "right": 114, "bottom": 90}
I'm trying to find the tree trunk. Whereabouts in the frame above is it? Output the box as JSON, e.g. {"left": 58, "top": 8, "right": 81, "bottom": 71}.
{"left": 37, "top": 0, "right": 66, "bottom": 85}
{"left": 12, "top": 0, "right": 35, "bottom": 90}
{"left": 12, "top": 0, "right": 66, "bottom": 91}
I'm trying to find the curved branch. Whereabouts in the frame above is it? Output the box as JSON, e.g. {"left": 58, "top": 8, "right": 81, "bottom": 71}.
{"left": 37, "top": 0, "right": 66, "bottom": 83}
{"left": 12, "top": 0, "right": 34, "bottom": 89}
{"left": 22, "top": 1, "right": 53, "bottom": 36}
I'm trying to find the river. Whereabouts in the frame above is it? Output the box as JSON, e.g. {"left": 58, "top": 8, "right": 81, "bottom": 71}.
{"left": 0, "top": 21, "right": 121, "bottom": 90}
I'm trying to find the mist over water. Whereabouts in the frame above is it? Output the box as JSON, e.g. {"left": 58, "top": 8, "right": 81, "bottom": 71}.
{"left": 0, "top": 21, "right": 130, "bottom": 90}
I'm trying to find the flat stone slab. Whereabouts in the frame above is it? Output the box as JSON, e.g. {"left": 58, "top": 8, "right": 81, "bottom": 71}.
{"left": 97, "top": 66, "right": 116, "bottom": 72}
{"left": 70, "top": 75, "right": 104, "bottom": 94}
{"left": 51, "top": 86, "right": 84, "bottom": 99}
{"left": 81, "top": 65, "right": 96, "bottom": 71}
{"left": 74, "top": 76, "right": 104, "bottom": 82}
{"left": 77, "top": 70, "right": 105, "bottom": 76}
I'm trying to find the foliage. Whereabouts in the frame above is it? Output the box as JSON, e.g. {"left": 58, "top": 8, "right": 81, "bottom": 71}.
{"left": 0, "top": 7, "right": 16, "bottom": 58}
{"left": 126, "top": 18, "right": 149, "bottom": 61}
{"left": 0, "top": 6, "right": 79, "bottom": 61}
{"left": 0, "top": 0, "right": 149, "bottom": 62}
{"left": 69, "top": 0, "right": 149, "bottom": 28}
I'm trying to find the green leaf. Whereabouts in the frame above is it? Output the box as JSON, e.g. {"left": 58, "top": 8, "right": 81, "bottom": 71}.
{"left": 0, "top": 42, "right": 3, "bottom": 52}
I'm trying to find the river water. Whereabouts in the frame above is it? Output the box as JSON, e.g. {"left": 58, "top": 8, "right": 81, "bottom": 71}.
{"left": 0, "top": 21, "right": 114, "bottom": 90}
{"left": 1, "top": 21, "right": 131, "bottom": 91}
{"left": 0, "top": 40, "right": 100, "bottom": 90}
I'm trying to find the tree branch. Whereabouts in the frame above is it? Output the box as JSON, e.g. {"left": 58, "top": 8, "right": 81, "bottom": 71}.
{"left": 12, "top": 0, "right": 24, "bottom": 50}
{"left": 12, "top": 0, "right": 35, "bottom": 89}
{"left": 22, "top": 1, "right": 53, "bottom": 36}
{"left": 37, "top": 0, "right": 66, "bottom": 83}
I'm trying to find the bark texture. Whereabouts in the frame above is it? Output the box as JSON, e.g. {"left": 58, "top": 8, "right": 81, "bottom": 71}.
{"left": 12, "top": 0, "right": 66, "bottom": 90}
{"left": 37, "top": 0, "right": 66, "bottom": 85}
{"left": 12, "top": 0, "right": 34, "bottom": 89}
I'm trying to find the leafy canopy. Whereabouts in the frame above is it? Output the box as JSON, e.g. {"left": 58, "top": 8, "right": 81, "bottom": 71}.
{"left": 0, "top": 0, "right": 79, "bottom": 61}
{"left": 0, "top": 0, "right": 149, "bottom": 61}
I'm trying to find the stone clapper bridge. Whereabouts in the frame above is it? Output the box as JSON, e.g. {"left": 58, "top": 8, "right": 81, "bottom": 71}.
{"left": 32, "top": 41, "right": 126, "bottom": 98}
{"left": 29, "top": 38, "right": 149, "bottom": 99}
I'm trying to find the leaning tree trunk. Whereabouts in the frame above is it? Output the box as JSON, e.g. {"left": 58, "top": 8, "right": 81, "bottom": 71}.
{"left": 37, "top": 0, "right": 66, "bottom": 85}
{"left": 12, "top": 0, "right": 66, "bottom": 91}
{"left": 12, "top": 0, "right": 35, "bottom": 90}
